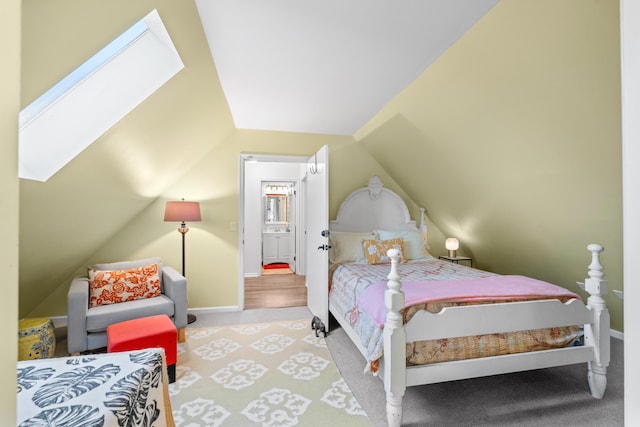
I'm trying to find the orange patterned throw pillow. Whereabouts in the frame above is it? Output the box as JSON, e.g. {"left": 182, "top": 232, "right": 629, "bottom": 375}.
{"left": 88, "top": 263, "right": 161, "bottom": 307}
{"left": 362, "top": 238, "right": 405, "bottom": 265}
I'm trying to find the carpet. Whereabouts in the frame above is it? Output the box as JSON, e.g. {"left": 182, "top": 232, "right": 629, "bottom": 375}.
{"left": 169, "top": 319, "right": 372, "bottom": 426}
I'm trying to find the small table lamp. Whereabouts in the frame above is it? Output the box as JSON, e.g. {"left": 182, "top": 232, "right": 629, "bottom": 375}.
{"left": 445, "top": 238, "right": 459, "bottom": 258}
{"left": 164, "top": 199, "right": 201, "bottom": 324}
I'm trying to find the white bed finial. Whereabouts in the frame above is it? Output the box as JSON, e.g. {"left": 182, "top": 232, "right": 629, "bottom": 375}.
{"left": 587, "top": 243, "right": 604, "bottom": 280}
{"left": 368, "top": 176, "right": 383, "bottom": 200}
{"left": 583, "top": 243, "right": 609, "bottom": 399}
{"left": 419, "top": 208, "right": 431, "bottom": 250}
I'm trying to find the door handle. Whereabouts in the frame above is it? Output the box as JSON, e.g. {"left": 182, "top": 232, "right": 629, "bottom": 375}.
{"left": 317, "top": 244, "right": 331, "bottom": 251}
{"left": 321, "top": 230, "right": 330, "bottom": 237}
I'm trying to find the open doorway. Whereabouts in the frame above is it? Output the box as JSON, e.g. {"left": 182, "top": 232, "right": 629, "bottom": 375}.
{"left": 238, "top": 154, "right": 308, "bottom": 310}
{"left": 262, "top": 181, "right": 296, "bottom": 274}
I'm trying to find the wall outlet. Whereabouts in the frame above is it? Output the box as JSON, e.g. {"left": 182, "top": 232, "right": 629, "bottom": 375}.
{"left": 230, "top": 221, "right": 237, "bottom": 231}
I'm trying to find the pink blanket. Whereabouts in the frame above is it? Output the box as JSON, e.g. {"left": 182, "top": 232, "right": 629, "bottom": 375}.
{"left": 357, "top": 275, "right": 581, "bottom": 327}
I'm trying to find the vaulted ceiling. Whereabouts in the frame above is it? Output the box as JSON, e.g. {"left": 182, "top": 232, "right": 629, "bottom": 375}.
{"left": 19, "top": 0, "right": 496, "bottom": 316}
{"left": 20, "top": 1, "right": 623, "bottom": 337}
{"left": 195, "top": 0, "right": 498, "bottom": 135}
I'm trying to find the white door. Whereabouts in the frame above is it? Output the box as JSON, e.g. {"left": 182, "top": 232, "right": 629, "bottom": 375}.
{"left": 305, "top": 145, "right": 329, "bottom": 336}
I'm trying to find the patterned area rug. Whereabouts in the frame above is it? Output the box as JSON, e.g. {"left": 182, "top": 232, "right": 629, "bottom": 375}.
{"left": 169, "top": 319, "right": 372, "bottom": 426}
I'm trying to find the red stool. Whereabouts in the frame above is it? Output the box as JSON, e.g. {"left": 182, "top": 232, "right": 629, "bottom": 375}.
{"left": 107, "top": 314, "right": 177, "bottom": 382}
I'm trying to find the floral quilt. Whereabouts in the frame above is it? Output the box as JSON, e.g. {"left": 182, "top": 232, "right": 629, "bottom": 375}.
{"left": 328, "top": 257, "right": 582, "bottom": 372}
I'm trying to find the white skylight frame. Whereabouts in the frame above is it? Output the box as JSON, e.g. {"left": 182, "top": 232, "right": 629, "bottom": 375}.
{"left": 19, "top": 9, "right": 184, "bottom": 182}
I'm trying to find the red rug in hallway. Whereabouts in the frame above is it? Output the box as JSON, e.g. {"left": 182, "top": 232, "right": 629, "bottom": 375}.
{"left": 263, "top": 263, "right": 289, "bottom": 269}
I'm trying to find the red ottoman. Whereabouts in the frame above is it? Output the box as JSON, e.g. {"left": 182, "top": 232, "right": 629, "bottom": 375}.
{"left": 107, "top": 314, "right": 177, "bottom": 382}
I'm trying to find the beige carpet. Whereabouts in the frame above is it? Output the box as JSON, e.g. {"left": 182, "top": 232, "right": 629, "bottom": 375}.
{"left": 169, "top": 319, "right": 372, "bottom": 426}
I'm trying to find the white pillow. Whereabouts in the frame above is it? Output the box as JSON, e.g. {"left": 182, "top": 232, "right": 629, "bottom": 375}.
{"left": 329, "top": 231, "right": 377, "bottom": 264}
{"left": 376, "top": 229, "right": 430, "bottom": 260}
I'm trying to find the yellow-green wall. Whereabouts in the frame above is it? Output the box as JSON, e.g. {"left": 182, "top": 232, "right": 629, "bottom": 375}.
{"left": 23, "top": 0, "right": 623, "bottom": 336}
{"left": 1, "top": 0, "right": 20, "bottom": 421}
{"left": 357, "top": 0, "right": 623, "bottom": 330}
{"left": 31, "top": 129, "right": 437, "bottom": 314}
{"left": 20, "top": 0, "right": 236, "bottom": 316}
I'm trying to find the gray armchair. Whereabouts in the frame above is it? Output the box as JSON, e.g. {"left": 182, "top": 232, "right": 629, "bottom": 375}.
{"left": 67, "top": 257, "right": 187, "bottom": 354}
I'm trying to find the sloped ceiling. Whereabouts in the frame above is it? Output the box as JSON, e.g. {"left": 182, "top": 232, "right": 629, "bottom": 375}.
{"left": 19, "top": 0, "right": 236, "bottom": 316}
{"left": 19, "top": 0, "right": 497, "bottom": 315}
{"left": 195, "top": 0, "right": 498, "bottom": 135}
{"left": 19, "top": 0, "right": 623, "bottom": 336}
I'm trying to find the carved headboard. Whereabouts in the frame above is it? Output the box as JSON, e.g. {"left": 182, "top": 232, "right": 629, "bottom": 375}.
{"left": 330, "top": 176, "right": 421, "bottom": 232}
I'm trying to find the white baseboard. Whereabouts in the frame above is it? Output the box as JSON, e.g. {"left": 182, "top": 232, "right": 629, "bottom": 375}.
{"left": 47, "top": 312, "right": 625, "bottom": 341}
{"left": 611, "top": 329, "right": 624, "bottom": 340}
{"left": 48, "top": 306, "right": 241, "bottom": 329}
{"left": 187, "top": 306, "right": 240, "bottom": 315}
{"left": 50, "top": 316, "right": 67, "bottom": 328}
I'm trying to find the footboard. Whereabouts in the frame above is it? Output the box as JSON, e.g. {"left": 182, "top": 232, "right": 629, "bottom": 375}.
{"left": 405, "top": 298, "right": 591, "bottom": 341}
{"left": 382, "top": 244, "right": 610, "bottom": 427}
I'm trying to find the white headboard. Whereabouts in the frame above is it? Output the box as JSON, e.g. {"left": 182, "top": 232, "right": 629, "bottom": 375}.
{"left": 330, "top": 176, "right": 420, "bottom": 232}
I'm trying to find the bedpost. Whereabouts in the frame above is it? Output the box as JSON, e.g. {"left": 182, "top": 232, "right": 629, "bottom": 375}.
{"left": 583, "top": 243, "right": 610, "bottom": 398}
{"left": 384, "top": 248, "right": 406, "bottom": 427}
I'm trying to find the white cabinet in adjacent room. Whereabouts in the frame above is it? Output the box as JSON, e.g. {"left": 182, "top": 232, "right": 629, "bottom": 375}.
{"left": 262, "top": 232, "right": 292, "bottom": 265}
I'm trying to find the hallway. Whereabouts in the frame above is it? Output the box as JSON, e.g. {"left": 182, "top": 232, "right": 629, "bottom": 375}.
{"left": 244, "top": 274, "right": 306, "bottom": 309}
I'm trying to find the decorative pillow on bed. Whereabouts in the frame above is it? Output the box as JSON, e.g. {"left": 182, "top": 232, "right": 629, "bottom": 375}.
{"left": 376, "top": 229, "right": 430, "bottom": 260}
{"left": 362, "top": 238, "right": 405, "bottom": 264}
{"left": 88, "top": 263, "right": 161, "bottom": 307}
{"left": 329, "top": 231, "right": 377, "bottom": 264}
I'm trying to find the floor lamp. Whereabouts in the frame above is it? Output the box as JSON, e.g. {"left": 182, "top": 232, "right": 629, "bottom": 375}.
{"left": 164, "top": 199, "right": 201, "bottom": 324}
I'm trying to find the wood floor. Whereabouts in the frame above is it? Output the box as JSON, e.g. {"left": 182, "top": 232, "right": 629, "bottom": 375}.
{"left": 244, "top": 273, "right": 307, "bottom": 309}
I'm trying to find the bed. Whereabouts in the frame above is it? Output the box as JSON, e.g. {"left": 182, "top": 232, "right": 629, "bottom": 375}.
{"left": 327, "top": 176, "right": 610, "bottom": 427}
{"left": 17, "top": 348, "right": 175, "bottom": 426}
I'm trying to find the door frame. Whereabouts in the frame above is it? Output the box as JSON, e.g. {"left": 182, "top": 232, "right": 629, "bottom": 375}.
{"left": 262, "top": 180, "right": 297, "bottom": 271}
{"left": 238, "top": 153, "right": 308, "bottom": 310}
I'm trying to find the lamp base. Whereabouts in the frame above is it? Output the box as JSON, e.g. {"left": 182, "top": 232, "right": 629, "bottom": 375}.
{"left": 187, "top": 313, "right": 197, "bottom": 324}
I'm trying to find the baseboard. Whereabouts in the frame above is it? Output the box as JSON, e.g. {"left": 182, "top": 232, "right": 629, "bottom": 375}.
{"left": 47, "top": 313, "right": 625, "bottom": 341}
{"left": 48, "top": 306, "right": 242, "bottom": 329}
{"left": 611, "top": 329, "right": 624, "bottom": 340}
{"left": 50, "top": 315, "right": 67, "bottom": 329}
{"left": 187, "top": 306, "right": 240, "bottom": 315}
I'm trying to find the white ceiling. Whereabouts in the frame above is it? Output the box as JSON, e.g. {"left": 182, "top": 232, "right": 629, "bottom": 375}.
{"left": 195, "top": 0, "right": 498, "bottom": 135}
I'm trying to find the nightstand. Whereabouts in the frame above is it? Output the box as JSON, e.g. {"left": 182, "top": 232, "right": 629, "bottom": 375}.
{"left": 438, "top": 255, "right": 473, "bottom": 267}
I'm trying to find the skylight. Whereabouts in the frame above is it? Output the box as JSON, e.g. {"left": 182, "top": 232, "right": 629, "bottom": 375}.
{"left": 19, "top": 9, "right": 184, "bottom": 182}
